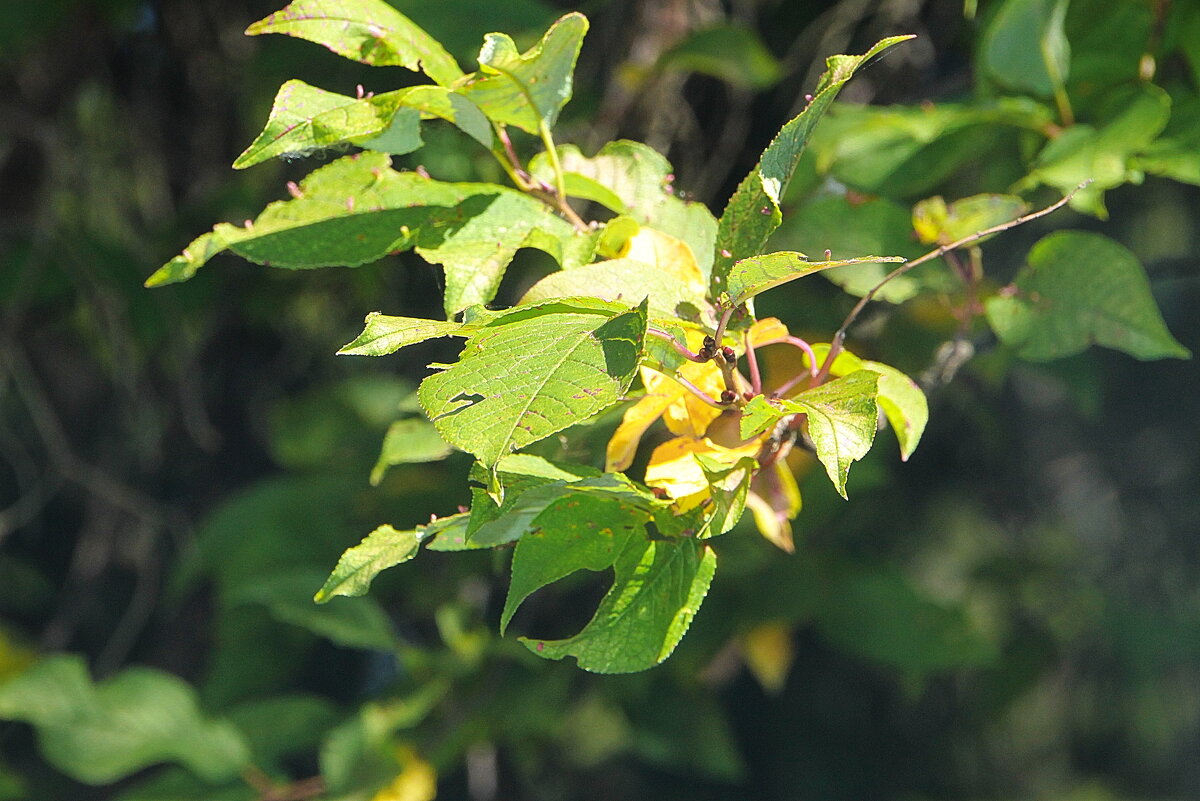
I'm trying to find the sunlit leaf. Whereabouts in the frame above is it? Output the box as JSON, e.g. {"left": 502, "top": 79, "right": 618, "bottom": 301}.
{"left": 524, "top": 536, "right": 717, "bottom": 673}
{"left": 911, "top": 193, "right": 1028, "bottom": 246}
{"left": 458, "top": 13, "right": 587, "bottom": 134}
{"left": 314, "top": 524, "right": 421, "bottom": 602}
{"left": 234, "top": 81, "right": 492, "bottom": 169}
{"left": 712, "top": 36, "right": 913, "bottom": 292}
{"left": 725, "top": 251, "right": 905, "bottom": 306}
{"left": 246, "top": 0, "right": 463, "bottom": 86}
{"left": 529, "top": 141, "right": 718, "bottom": 278}
{"left": 419, "top": 303, "right": 646, "bottom": 467}
{"left": 740, "top": 371, "right": 880, "bottom": 498}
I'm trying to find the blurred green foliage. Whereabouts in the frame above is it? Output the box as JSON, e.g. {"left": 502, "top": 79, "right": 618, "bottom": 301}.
{"left": 1, "top": 0, "right": 1198, "bottom": 799}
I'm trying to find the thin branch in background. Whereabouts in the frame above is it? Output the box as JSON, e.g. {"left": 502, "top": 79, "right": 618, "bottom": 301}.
{"left": 818, "top": 183, "right": 1088, "bottom": 382}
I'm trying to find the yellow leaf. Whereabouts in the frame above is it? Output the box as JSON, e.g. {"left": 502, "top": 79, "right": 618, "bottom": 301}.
{"left": 645, "top": 436, "right": 762, "bottom": 510}
{"left": 621, "top": 227, "right": 705, "bottom": 289}
{"left": 746, "top": 460, "right": 802, "bottom": 553}
{"left": 372, "top": 745, "right": 437, "bottom": 801}
{"left": 747, "top": 317, "right": 791, "bottom": 345}
{"left": 741, "top": 623, "right": 795, "bottom": 694}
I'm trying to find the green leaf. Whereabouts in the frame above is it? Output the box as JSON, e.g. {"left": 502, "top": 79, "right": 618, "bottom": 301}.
{"left": 458, "top": 13, "right": 588, "bottom": 134}
{"left": 695, "top": 454, "right": 755, "bottom": 537}
{"left": 524, "top": 536, "right": 717, "bottom": 673}
{"left": 229, "top": 571, "right": 397, "bottom": 650}
{"left": 339, "top": 312, "right": 467, "bottom": 356}
{"left": 148, "top": 153, "right": 584, "bottom": 314}
{"left": 911, "top": 193, "right": 1028, "bottom": 246}
{"left": 815, "top": 562, "right": 997, "bottom": 671}
{"left": 314, "top": 524, "right": 421, "bottom": 602}
{"left": 520, "top": 257, "right": 710, "bottom": 320}
{"left": 0, "top": 656, "right": 250, "bottom": 785}
{"left": 529, "top": 141, "right": 718, "bottom": 278}
{"left": 500, "top": 482, "right": 656, "bottom": 631}
{"left": 234, "top": 81, "right": 492, "bottom": 169}
{"left": 657, "top": 25, "right": 782, "bottom": 90}
{"left": 985, "top": 231, "right": 1190, "bottom": 361}
{"left": 809, "top": 99, "right": 1045, "bottom": 198}
{"left": 711, "top": 36, "right": 913, "bottom": 292}
{"left": 473, "top": 473, "right": 655, "bottom": 549}
{"left": 805, "top": 345, "right": 929, "bottom": 461}
{"left": 245, "top": 0, "right": 463, "bottom": 86}
{"left": 370, "top": 417, "right": 453, "bottom": 484}
{"left": 1021, "top": 84, "right": 1171, "bottom": 217}
{"left": 769, "top": 194, "right": 945, "bottom": 303}
{"left": 419, "top": 303, "right": 646, "bottom": 467}
{"left": 740, "top": 371, "right": 880, "bottom": 498}
{"left": 981, "top": 0, "right": 1070, "bottom": 98}
{"left": 725, "top": 250, "right": 905, "bottom": 306}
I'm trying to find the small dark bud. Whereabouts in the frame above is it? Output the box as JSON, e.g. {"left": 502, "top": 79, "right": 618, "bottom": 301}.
{"left": 702, "top": 335, "right": 716, "bottom": 350}
{"left": 697, "top": 346, "right": 713, "bottom": 361}
{"left": 743, "top": 391, "right": 755, "bottom": 401}
{"left": 721, "top": 345, "right": 736, "bottom": 361}
{"left": 720, "top": 389, "right": 737, "bottom": 404}
{"left": 651, "top": 486, "right": 669, "bottom": 499}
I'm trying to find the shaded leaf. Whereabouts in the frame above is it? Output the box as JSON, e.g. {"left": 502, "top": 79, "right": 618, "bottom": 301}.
{"left": 458, "top": 13, "right": 587, "bottom": 134}
{"left": 981, "top": 0, "right": 1070, "bottom": 98}
{"left": 229, "top": 572, "right": 397, "bottom": 650}
{"left": 246, "top": 0, "right": 462, "bottom": 86}
{"left": 985, "top": 231, "right": 1190, "bottom": 361}
{"left": 371, "top": 417, "right": 453, "bottom": 485}
{"left": 524, "top": 536, "right": 717, "bottom": 673}
{"left": 419, "top": 304, "right": 646, "bottom": 467}
{"left": 0, "top": 656, "right": 249, "bottom": 785}
{"left": 712, "top": 36, "right": 913, "bottom": 292}
{"left": 657, "top": 25, "right": 782, "bottom": 90}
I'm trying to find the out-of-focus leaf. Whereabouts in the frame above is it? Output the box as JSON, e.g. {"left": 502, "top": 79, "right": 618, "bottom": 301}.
{"left": 525, "top": 535, "right": 717, "bottom": 673}
{"left": 458, "top": 13, "right": 587, "bottom": 134}
{"left": 245, "top": 0, "right": 463, "bottom": 86}
{"left": 911, "top": 193, "right": 1028, "bottom": 245}
{"left": 226, "top": 694, "right": 340, "bottom": 767}
{"left": 1021, "top": 84, "right": 1171, "bottom": 217}
{"left": 0, "top": 656, "right": 250, "bottom": 785}
{"left": 371, "top": 417, "right": 453, "bottom": 485}
{"left": 419, "top": 304, "right": 646, "bottom": 467}
{"left": 981, "top": 0, "right": 1070, "bottom": 98}
{"left": 712, "top": 36, "right": 913, "bottom": 291}
{"left": 657, "top": 25, "right": 782, "bottom": 89}
{"left": 985, "top": 231, "right": 1190, "bottom": 361}
{"left": 740, "top": 623, "right": 795, "bottom": 694}
{"left": 228, "top": 572, "right": 397, "bottom": 650}
{"left": 815, "top": 562, "right": 998, "bottom": 672}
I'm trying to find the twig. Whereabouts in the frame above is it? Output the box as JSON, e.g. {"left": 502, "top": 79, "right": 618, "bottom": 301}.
{"left": 744, "top": 331, "right": 762, "bottom": 395}
{"left": 647, "top": 327, "right": 708, "bottom": 362}
{"left": 673, "top": 374, "right": 723, "bottom": 408}
{"left": 818, "top": 183, "right": 1087, "bottom": 380}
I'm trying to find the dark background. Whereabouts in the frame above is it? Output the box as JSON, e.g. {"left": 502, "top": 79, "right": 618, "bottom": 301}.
{"left": 2, "top": 1, "right": 1198, "bottom": 799}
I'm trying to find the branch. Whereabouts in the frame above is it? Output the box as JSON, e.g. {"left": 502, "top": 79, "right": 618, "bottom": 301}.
{"left": 819, "top": 182, "right": 1088, "bottom": 380}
